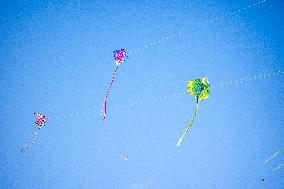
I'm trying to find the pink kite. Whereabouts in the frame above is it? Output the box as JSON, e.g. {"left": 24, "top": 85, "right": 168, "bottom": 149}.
{"left": 21, "top": 112, "right": 48, "bottom": 152}
{"left": 103, "top": 49, "right": 127, "bottom": 120}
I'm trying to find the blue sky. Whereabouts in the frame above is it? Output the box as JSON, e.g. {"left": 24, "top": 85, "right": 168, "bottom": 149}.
{"left": 0, "top": 0, "right": 284, "bottom": 188}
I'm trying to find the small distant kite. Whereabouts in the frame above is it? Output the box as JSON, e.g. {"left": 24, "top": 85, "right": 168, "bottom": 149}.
{"left": 34, "top": 112, "right": 47, "bottom": 128}
{"left": 177, "top": 78, "right": 210, "bottom": 147}
{"left": 21, "top": 112, "right": 48, "bottom": 152}
{"left": 123, "top": 156, "right": 129, "bottom": 161}
{"left": 103, "top": 49, "right": 127, "bottom": 120}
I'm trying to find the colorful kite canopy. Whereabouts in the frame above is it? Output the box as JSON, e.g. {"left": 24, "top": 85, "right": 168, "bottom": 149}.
{"left": 177, "top": 78, "right": 210, "bottom": 147}
{"left": 21, "top": 112, "right": 48, "bottom": 152}
{"left": 34, "top": 112, "right": 47, "bottom": 128}
{"left": 188, "top": 78, "right": 210, "bottom": 102}
{"left": 103, "top": 49, "right": 127, "bottom": 120}
{"left": 113, "top": 49, "right": 127, "bottom": 66}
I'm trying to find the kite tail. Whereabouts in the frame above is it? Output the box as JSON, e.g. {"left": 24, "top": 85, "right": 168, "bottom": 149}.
{"left": 264, "top": 150, "right": 281, "bottom": 164}
{"left": 103, "top": 100, "right": 107, "bottom": 120}
{"left": 21, "top": 128, "right": 40, "bottom": 153}
{"left": 177, "top": 103, "right": 199, "bottom": 147}
{"left": 274, "top": 163, "right": 284, "bottom": 172}
{"left": 103, "top": 65, "right": 119, "bottom": 120}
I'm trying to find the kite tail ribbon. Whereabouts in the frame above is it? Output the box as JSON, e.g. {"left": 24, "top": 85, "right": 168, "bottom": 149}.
{"left": 177, "top": 103, "right": 199, "bottom": 147}
{"left": 103, "top": 65, "right": 119, "bottom": 120}
{"left": 274, "top": 164, "right": 284, "bottom": 172}
{"left": 21, "top": 127, "right": 41, "bottom": 153}
{"left": 103, "top": 100, "right": 107, "bottom": 120}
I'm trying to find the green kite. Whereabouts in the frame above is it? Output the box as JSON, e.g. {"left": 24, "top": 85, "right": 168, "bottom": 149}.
{"left": 177, "top": 78, "right": 210, "bottom": 147}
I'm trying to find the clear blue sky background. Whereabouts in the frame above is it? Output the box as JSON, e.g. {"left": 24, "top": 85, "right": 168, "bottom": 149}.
{"left": 0, "top": 0, "right": 284, "bottom": 188}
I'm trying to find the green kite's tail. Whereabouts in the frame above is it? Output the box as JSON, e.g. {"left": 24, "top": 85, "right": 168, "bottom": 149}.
{"left": 177, "top": 103, "right": 199, "bottom": 147}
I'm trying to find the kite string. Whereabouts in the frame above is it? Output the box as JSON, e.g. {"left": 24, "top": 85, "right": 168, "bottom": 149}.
{"left": 128, "top": 0, "right": 268, "bottom": 55}
{"left": 233, "top": 0, "right": 267, "bottom": 14}
{"left": 21, "top": 128, "right": 40, "bottom": 153}
{"left": 47, "top": 70, "right": 284, "bottom": 121}
{"left": 215, "top": 70, "right": 284, "bottom": 88}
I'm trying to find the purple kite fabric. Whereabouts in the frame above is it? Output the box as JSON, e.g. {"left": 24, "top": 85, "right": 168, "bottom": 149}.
{"left": 103, "top": 49, "right": 127, "bottom": 120}
{"left": 21, "top": 112, "right": 48, "bottom": 152}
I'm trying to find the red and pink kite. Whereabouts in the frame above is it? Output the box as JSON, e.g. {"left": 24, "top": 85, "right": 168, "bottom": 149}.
{"left": 103, "top": 49, "right": 127, "bottom": 120}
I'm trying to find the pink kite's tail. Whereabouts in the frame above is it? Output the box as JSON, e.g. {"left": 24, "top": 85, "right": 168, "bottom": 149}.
{"left": 21, "top": 127, "right": 41, "bottom": 153}
{"left": 103, "top": 100, "right": 107, "bottom": 120}
{"left": 103, "top": 65, "right": 119, "bottom": 120}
